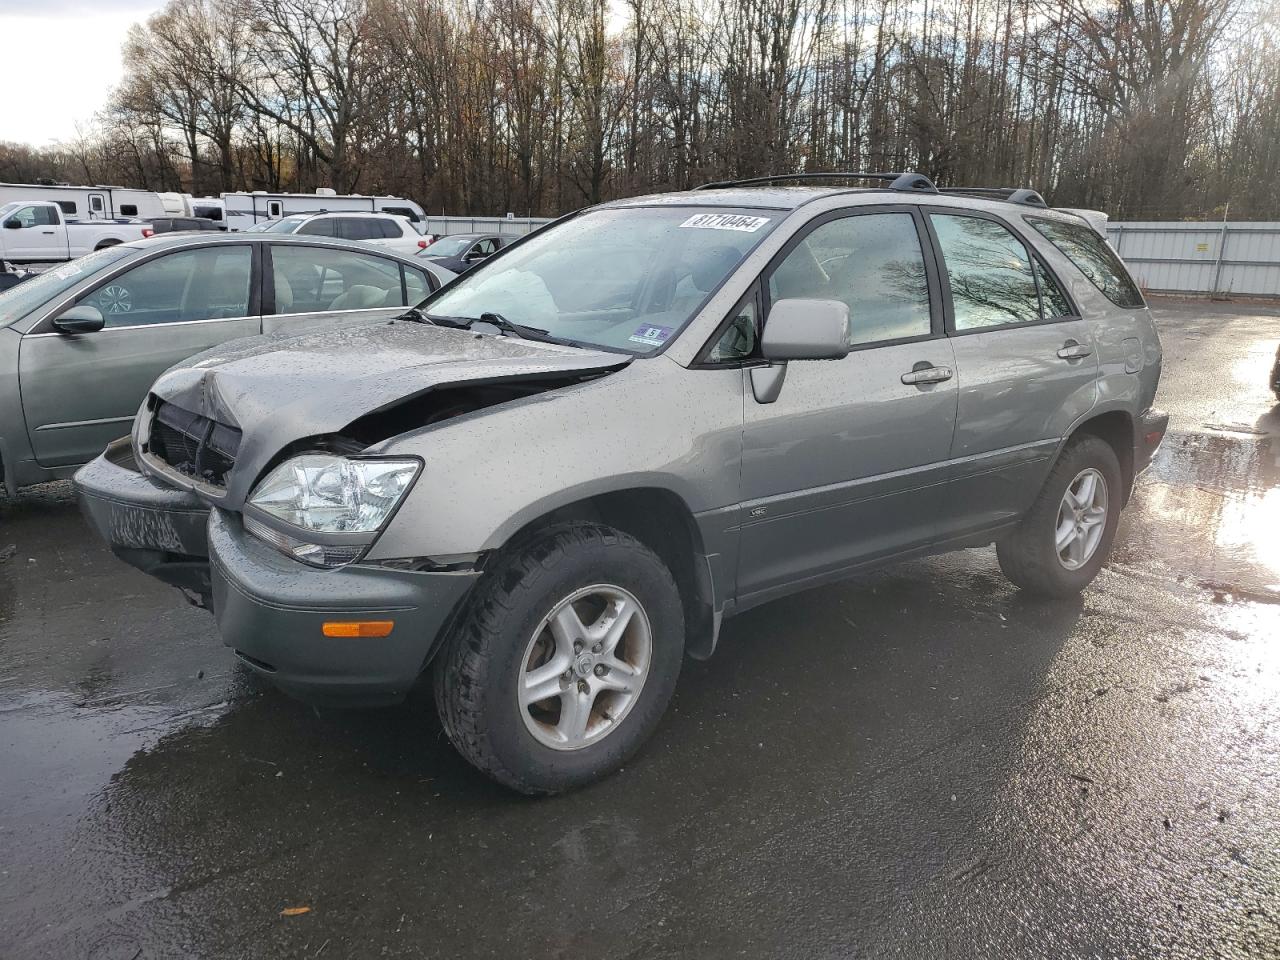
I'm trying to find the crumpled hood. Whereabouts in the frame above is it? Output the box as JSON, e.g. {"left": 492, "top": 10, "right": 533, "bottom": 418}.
{"left": 143, "top": 320, "right": 629, "bottom": 504}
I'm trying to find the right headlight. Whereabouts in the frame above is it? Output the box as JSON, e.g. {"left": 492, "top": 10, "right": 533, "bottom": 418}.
{"left": 245, "top": 454, "right": 421, "bottom": 567}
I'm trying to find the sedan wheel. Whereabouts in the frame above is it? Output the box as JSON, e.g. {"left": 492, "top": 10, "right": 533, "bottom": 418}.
{"left": 98, "top": 284, "right": 132, "bottom": 314}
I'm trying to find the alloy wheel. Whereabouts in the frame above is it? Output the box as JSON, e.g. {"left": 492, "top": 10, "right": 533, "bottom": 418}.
{"left": 518, "top": 584, "right": 653, "bottom": 751}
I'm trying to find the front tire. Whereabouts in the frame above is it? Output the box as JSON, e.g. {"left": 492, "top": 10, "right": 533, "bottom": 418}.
{"left": 433, "top": 522, "right": 684, "bottom": 794}
{"left": 997, "top": 435, "right": 1122, "bottom": 597}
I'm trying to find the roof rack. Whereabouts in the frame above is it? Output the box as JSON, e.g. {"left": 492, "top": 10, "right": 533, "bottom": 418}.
{"left": 936, "top": 187, "right": 1048, "bottom": 207}
{"left": 692, "top": 171, "right": 938, "bottom": 193}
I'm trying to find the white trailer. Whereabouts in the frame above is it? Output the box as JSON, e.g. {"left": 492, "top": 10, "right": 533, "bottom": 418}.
{"left": 0, "top": 183, "right": 189, "bottom": 222}
{"left": 221, "top": 188, "right": 426, "bottom": 231}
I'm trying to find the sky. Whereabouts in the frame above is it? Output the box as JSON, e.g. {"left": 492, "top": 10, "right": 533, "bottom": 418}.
{"left": 0, "top": 0, "right": 164, "bottom": 147}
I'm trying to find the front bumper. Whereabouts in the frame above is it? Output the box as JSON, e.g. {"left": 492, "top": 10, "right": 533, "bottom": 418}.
{"left": 78, "top": 441, "right": 481, "bottom": 706}
{"left": 75, "top": 438, "right": 213, "bottom": 602}
{"left": 209, "top": 510, "right": 479, "bottom": 706}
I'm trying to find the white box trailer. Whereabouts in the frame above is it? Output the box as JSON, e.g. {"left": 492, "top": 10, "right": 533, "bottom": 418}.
{"left": 222, "top": 188, "right": 426, "bottom": 231}
{"left": 0, "top": 182, "right": 188, "bottom": 221}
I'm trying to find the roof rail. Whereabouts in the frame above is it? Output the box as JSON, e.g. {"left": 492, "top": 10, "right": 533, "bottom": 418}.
{"left": 692, "top": 171, "right": 938, "bottom": 194}
{"left": 936, "top": 186, "right": 1048, "bottom": 208}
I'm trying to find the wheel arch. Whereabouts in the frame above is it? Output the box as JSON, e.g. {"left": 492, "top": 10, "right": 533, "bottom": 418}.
{"left": 1066, "top": 409, "right": 1135, "bottom": 505}
{"left": 488, "top": 486, "right": 722, "bottom": 661}
{"left": 94, "top": 238, "right": 123, "bottom": 251}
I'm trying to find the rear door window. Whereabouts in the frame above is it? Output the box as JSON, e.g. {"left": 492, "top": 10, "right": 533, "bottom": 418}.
{"left": 271, "top": 245, "right": 406, "bottom": 314}
{"left": 1027, "top": 217, "right": 1145, "bottom": 307}
{"left": 930, "top": 214, "right": 1041, "bottom": 330}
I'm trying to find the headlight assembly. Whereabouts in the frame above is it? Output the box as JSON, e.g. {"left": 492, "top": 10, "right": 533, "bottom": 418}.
{"left": 245, "top": 455, "right": 420, "bottom": 566}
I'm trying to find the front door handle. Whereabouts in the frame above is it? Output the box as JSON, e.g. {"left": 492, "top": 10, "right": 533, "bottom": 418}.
{"left": 901, "top": 365, "right": 953, "bottom": 385}
{"left": 41, "top": 230, "right": 55, "bottom": 234}
{"left": 1057, "top": 341, "right": 1093, "bottom": 360}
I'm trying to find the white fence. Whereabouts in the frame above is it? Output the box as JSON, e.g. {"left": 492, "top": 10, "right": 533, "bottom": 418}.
{"left": 425, "top": 215, "right": 553, "bottom": 238}
{"left": 1107, "top": 221, "right": 1280, "bottom": 298}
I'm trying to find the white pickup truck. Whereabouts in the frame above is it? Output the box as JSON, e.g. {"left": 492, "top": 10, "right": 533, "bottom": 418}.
{"left": 0, "top": 200, "right": 149, "bottom": 264}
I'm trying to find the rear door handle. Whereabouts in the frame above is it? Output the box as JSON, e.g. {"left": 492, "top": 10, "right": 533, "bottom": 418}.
{"left": 1057, "top": 341, "right": 1093, "bottom": 360}
{"left": 901, "top": 365, "right": 953, "bottom": 385}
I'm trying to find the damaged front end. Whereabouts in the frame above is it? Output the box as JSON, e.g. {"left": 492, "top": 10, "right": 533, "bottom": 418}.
{"left": 76, "top": 436, "right": 216, "bottom": 607}
{"left": 76, "top": 321, "right": 629, "bottom": 624}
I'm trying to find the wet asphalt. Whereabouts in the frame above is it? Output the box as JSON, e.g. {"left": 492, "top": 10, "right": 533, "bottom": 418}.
{"left": 1, "top": 299, "right": 1278, "bottom": 959}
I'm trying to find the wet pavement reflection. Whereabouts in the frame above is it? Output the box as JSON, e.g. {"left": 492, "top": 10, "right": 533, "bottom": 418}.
{"left": 1, "top": 300, "right": 1278, "bottom": 958}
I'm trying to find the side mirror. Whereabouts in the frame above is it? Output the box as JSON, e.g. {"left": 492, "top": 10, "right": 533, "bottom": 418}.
{"left": 760, "top": 298, "right": 851, "bottom": 361}
{"left": 3, "top": 219, "right": 21, "bottom": 230}
{"left": 52, "top": 304, "right": 105, "bottom": 334}
{"left": 751, "top": 298, "right": 850, "bottom": 404}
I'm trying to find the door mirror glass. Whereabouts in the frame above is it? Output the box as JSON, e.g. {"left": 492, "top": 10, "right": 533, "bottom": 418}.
{"left": 52, "top": 304, "right": 105, "bottom": 334}
{"left": 761, "top": 298, "right": 851, "bottom": 361}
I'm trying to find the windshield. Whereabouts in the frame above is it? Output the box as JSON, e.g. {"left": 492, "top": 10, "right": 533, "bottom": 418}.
{"left": 423, "top": 236, "right": 475, "bottom": 258}
{"left": 249, "top": 217, "right": 305, "bottom": 234}
{"left": 0, "top": 247, "right": 134, "bottom": 328}
{"left": 424, "top": 207, "right": 777, "bottom": 353}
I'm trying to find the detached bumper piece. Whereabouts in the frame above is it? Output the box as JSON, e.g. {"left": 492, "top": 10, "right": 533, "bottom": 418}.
{"left": 1136, "top": 407, "right": 1170, "bottom": 475}
{"left": 208, "top": 510, "right": 479, "bottom": 707}
{"left": 74, "top": 438, "right": 213, "bottom": 604}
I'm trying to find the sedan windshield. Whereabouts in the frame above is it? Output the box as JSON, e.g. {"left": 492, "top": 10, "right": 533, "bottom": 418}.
{"left": 0, "top": 246, "right": 134, "bottom": 328}
{"left": 422, "top": 236, "right": 475, "bottom": 258}
{"left": 423, "top": 207, "right": 777, "bottom": 353}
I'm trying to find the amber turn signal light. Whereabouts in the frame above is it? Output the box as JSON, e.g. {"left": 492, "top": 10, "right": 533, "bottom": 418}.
{"left": 322, "top": 620, "right": 394, "bottom": 638}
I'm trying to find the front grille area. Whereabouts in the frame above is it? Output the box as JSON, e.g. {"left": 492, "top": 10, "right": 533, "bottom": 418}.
{"left": 145, "top": 400, "right": 242, "bottom": 487}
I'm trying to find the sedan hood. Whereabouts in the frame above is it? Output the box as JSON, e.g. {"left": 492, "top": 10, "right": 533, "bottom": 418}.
{"left": 143, "top": 320, "right": 629, "bottom": 504}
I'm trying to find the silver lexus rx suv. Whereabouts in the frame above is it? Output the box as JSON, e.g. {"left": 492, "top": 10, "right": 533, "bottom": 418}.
{"left": 77, "top": 173, "right": 1167, "bottom": 793}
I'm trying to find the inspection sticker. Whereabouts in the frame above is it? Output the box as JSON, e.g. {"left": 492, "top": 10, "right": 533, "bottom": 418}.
{"left": 679, "top": 213, "right": 771, "bottom": 232}
{"left": 629, "top": 324, "right": 674, "bottom": 347}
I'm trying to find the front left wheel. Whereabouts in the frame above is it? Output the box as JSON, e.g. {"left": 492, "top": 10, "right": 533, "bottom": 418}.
{"left": 433, "top": 522, "right": 684, "bottom": 794}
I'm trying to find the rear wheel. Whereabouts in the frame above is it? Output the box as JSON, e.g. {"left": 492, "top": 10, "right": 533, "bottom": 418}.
{"left": 997, "top": 435, "right": 1122, "bottom": 597}
{"left": 433, "top": 522, "right": 684, "bottom": 794}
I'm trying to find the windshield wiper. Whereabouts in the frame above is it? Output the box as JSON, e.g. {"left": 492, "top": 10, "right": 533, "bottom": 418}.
{"left": 422, "top": 311, "right": 578, "bottom": 347}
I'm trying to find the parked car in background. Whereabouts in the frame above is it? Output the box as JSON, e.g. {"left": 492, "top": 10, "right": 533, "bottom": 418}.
{"left": 244, "top": 211, "right": 432, "bottom": 257}
{"left": 417, "top": 232, "right": 511, "bottom": 274}
{"left": 145, "top": 217, "right": 227, "bottom": 236}
{"left": 0, "top": 201, "right": 149, "bottom": 263}
{"left": 0, "top": 261, "right": 33, "bottom": 291}
{"left": 0, "top": 233, "right": 449, "bottom": 494}
{"left": 76, "top": 172, "right": 1166, "bottom": 794}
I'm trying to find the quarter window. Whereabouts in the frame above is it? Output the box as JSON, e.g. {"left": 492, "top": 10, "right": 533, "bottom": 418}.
{"left": 1028, "top": 217, "right": 1144, "bottom": 307}
{"left": 707, "top": 292, "right": 758, "bottom": 362}
{"left": 768, "top": 211, "right": 932, "bottom": 345}
{"left": 931, "top": 214, "right": 1041, "bottom": 330}
{"left": 76, "top": 246, "right": 252, "bottom": 327}
{"left": 57, "top": 200, "right": 77, "bottom": 215}
{"left": 271, "top": 245, "right": 406, "bottom": 314}
{"left": 405, "top": 265, "right": 433, "bottom": 302}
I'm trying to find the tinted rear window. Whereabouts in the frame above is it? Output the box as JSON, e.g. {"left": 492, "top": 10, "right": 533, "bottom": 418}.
{"left": 1027, "top": 217, "right": 1144, "bottom": 307}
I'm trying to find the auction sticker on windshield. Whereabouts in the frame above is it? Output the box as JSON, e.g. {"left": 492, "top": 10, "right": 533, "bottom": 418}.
{"left": 679, "top": 213, "right": 771, "bottom": 232}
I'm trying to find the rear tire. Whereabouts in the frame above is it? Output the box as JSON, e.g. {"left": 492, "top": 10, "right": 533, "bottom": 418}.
{"left": 433, "top": 521, "right": 684, "bottom": 794}
{"left": 997, "top": 435, "right": 1122, "bottom": 598}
